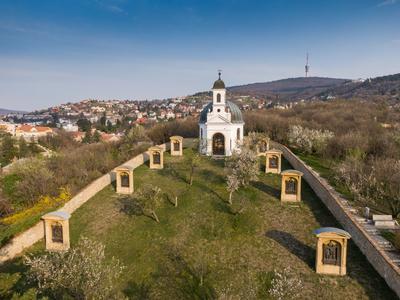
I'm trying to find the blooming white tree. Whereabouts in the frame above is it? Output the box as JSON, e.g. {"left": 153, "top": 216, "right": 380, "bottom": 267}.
{"left": 336, "top": 157, "right": 400, "bottom": 217}
{"left": 225, "top": 144, "right": 259, "bottom": 204}
{"left": 288, "top": 125, "right": 334, "bottom": 154}
{"left": 268, "top": 267, "right": 303, "bottom": 300}
{"left": 24, "top": 237, "right": 125, "bottom": 300}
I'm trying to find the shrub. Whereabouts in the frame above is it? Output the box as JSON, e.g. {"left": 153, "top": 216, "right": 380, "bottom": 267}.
{"left": 24, "top": 236, "right": 125, "bottom": 300}
{"left": 336, "top": 157, "right": 400, "bottom": 217}
{"left": 9, "top": 158, "right": 56, "bottom": 206}
{"left": 287, "top": 125, "right": 334, "bottom": 154}
{"left": 39, "top": 130, "right": 79, "bottom": 151}
{"left": 147, "top": 118, "right": 198, "bottom": 144}
{"left": 0, "top": 139, "right": 149, "bottom": 217}
{"left": 0, "top": 197, "right": 12, "bottom": 217}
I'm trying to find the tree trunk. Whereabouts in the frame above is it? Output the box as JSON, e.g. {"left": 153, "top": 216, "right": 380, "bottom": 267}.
{"left": 152, "top": 211, "right": 160, "bottom": 223}
{"left": 174, "top": 196, "right": 178, "bottom": 207}
{"left": 228, "top": 191, "right": 233, "bottom": 205}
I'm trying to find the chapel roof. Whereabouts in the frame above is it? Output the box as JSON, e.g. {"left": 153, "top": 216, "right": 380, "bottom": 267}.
{"left": 199, "top": 101, "right": 243, "bottom": 124}
{"left": 212, "top": 71, "right": 226, "bottom": 89}
{"left": 212, "top": 79, "right": 226, "bottom": 89}
{"left": 313, "top": 227, "right": 351, "bottom": 238}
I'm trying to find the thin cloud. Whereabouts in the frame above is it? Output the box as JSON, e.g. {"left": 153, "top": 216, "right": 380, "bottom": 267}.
{"left": 0, "top": 23, "right": 46, "bottom": 35}
{"left": 377, "top": 0, "right": 397, "bottom": 7}
{"left": 94, "top": 0, "right": 127, "bottom": 14}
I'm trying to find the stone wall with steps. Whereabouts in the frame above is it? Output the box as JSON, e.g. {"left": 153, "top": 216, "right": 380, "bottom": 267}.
{"left": 0, "top": 139, "right": 195, "bottom": 263}
{"left": 273, "top": 142, "right": 400, "bottom": 297}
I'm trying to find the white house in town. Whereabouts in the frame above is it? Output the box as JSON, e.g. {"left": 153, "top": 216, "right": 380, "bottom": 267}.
{"left": 199, "top": 73, "right": 244, "bottom": 156}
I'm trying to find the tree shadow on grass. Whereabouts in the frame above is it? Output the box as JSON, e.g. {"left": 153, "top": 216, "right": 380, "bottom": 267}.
{"left": 160, "top": 164, "right": 188, "bottom": 184}
{"left": 151, "top": 250, "right": 216, "bottom": 300}
{"left": 118, "top": 197, "right": 143, "bottom": 217}
{"left": 265, "top": 230, "right": 314, "bottom": 268}
{"left": 198, "top": 169, "right": 225, "bottom": 185}
{"left": 194, "top": 179, "right": 226, "bottom": 203}
{"left": 252, "top": 181, "right": 280, "bottom": 199}
{"left": 0, "top": 258, "right": 36, "bottom": 297}
{"left": 212, "top": 199, "right": 235, "bottom": 215}
{"left": 123, "top": 281, "right": 151, "bottom": 300}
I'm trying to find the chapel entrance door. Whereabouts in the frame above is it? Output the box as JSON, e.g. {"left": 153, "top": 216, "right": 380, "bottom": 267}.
{"left": 212, "top": 133, "right": 225, "bottom": 156}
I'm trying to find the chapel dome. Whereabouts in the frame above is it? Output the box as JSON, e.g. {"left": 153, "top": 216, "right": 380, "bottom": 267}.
{"left": 199, "top": 101, "right": 243, "bottom": 124}
{"left": 212, "top": 79, "right": 226, "bottom": 89}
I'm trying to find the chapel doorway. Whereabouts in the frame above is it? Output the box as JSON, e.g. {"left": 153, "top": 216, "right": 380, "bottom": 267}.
{"left": 212, "top": 133, "right": 225, "bottom": 155}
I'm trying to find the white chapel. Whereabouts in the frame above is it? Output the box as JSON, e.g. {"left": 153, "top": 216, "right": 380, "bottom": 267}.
{"left": 199, "top": 73, "right": 244, "bottom": 156}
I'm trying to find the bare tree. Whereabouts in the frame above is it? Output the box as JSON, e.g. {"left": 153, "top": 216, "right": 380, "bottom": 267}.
{"left": 134, "top": 184, "right": 163, "bottom": 222}
{"left": 226, "top": 173, "right": 240, "bottom": 205}
{"left": 336, "top": 157, "right": 400, "bottom": 217}
{"left": 188, "top": 153, "right": 201, "bottom": 186}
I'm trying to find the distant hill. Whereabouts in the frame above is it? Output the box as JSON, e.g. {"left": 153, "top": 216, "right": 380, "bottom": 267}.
{"left": 228, "top": 77, "right": 349, "bottom": 101}
{"left": 0, "top": 108, "right": 26, "bottom": 115}
{"left": 319, "top": 73, "right": 400, "bottom": 102}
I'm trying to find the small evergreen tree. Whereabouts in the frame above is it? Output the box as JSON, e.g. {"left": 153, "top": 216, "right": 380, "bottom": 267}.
{"left": 82, "top": 130, "right": 92, "bottom": 144}
{"left": 77, "top": 118, "right": 91, "bottom": 132}
{"left": 92, "top": 130, "right": 101, "bottom": 143}
{"left": 17, "top": 138, "right": 29, "bottom": 158}
{"left": 0, "top": 135, "right": 17, "bottom": 165}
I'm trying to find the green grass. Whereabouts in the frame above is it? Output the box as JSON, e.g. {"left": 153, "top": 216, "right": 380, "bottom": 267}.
{"left": 294, "top": 151, "right": 354, "bottom": 200}
{"left": 0, "top": 149, "right": 396, "bottom": 299}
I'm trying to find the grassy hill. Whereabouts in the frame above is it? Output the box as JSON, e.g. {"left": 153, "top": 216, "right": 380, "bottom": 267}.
{"left": 319, "top": 73, "right": 400, "bottom": 103}
{"left": 227, "top": 73, "right": 400, "bottom": 104}
{"left": 228, "top": 77, "right": 348, "bottom": 101}
{"left": 0, "top": 108, "right": 26, "bottom": 115}
{"left": 0, "top": 148, "right": 396, "bottom": 299}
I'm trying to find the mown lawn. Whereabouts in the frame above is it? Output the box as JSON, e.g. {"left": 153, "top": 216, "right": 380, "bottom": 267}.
{"left": 0, "top": 148, "right": 396, "bottom": 299}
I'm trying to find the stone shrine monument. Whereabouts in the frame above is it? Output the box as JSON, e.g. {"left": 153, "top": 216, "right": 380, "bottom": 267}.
{"left": 42, "top": 211, "right": 71, "bottom": 251}
{"left": 280, "top": 169, "right": 303, "bottom": 202}
{"left": 265, "top": 149, "right": 283, "bottom": 174}
{"left": 170, "top": 136, "right": 183, "bottom": 156}
{"left": 149, "top": 146, "right": 164, "bottom": 169}
{"left": 257, "top": 137, "right": 270, "bottom": 155}
{"left": 313, "top": 227, "right": 351, "bottom": 276}
{"left": 115, "top": 165, "right": 134, "bottom": 194}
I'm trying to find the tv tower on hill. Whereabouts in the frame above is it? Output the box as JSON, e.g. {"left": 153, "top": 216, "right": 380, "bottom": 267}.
{"left": 305, "top": 53, "right": 310, "bottom": 77}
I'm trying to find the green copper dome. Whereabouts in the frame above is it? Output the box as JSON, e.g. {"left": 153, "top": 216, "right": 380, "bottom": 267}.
{"left": 212, "top": 79, "right": 226, "bottom": 89}
{"left": 199, "top": 101, "right": 243, "bottom": 124}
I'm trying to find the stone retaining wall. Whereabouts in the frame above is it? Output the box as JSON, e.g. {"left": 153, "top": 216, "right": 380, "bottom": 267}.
{"left": 273, "top": 142, "right": 400, "bottom": 297}
{"left": 0, "top": 140, "right": 195, "bottom": 263}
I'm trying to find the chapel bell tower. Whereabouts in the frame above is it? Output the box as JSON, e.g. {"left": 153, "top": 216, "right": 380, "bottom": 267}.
{"left": 212, "top": 71, "right": 226, "bottom": 107}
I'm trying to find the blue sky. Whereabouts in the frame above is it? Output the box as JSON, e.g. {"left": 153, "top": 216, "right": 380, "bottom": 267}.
{"left": 0, "top": 0, "right": 399, "bottom": 111}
